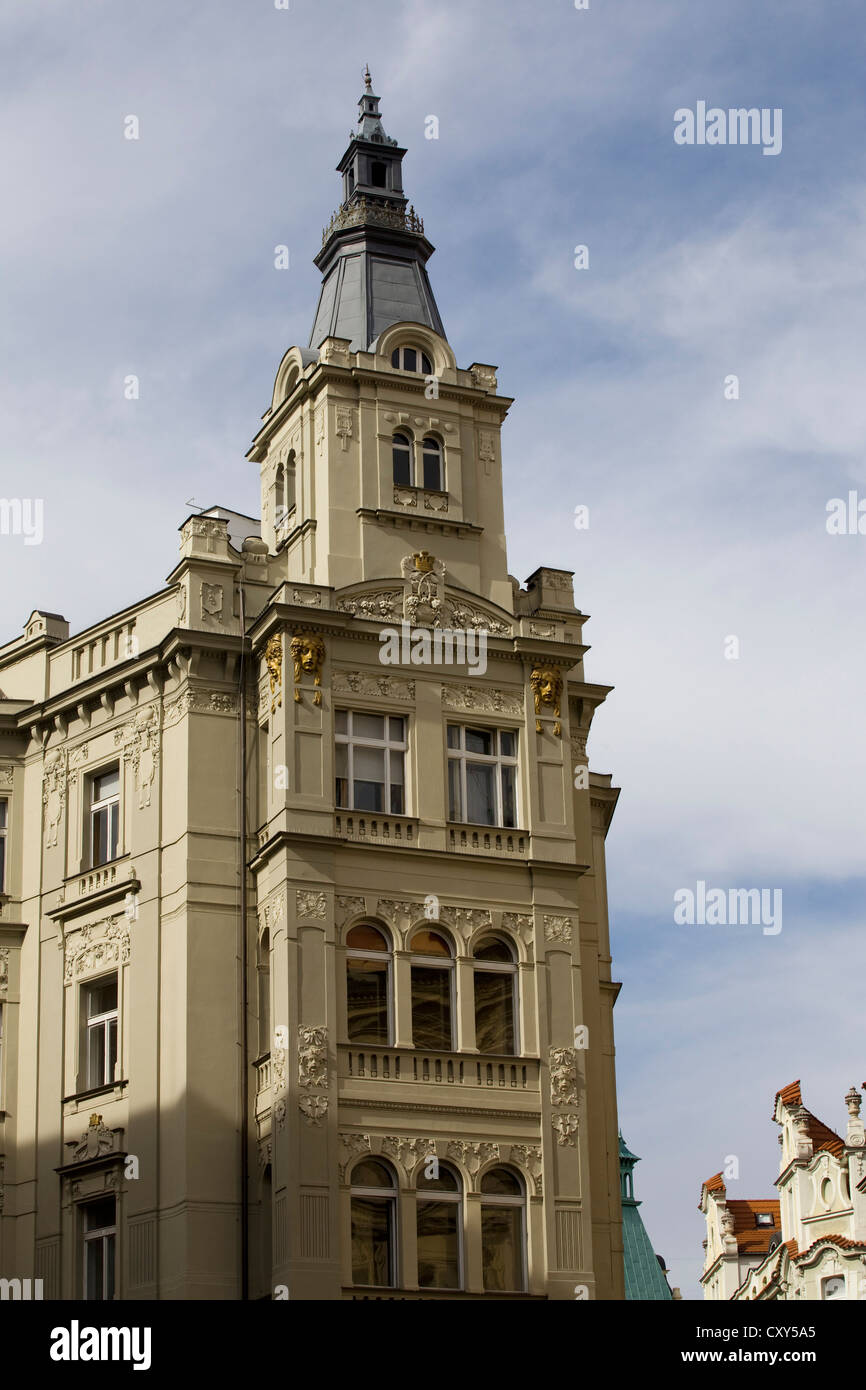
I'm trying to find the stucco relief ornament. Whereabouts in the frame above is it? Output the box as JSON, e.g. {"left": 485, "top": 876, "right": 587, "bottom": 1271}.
{"left": 381, "top": 1135, "right": 436, "bottom": 1177}
{"left": 446, "top": 1140, "right": 500, "bottom": 1177}
{"left": 339, "top": 1132, "right": 372, "bottom": 1181}
{"left": 544, "top": 915, "right": 573, "bottom": 945}
{"left": 0, "top": 948, "right": 9, "bottom": 1000}
{"left": 200, "top": 582, "right": 224, "bottom": 625}
{"left": 42, "top": 748, "right": 67, "bottom": 849}
{"left": 297, "top": 1026, "right": 328, "bottom": 1090}
{"left": 265, "top": 635, "right": 283, "bottom": 713}
{"left": 530, "top": 664, "right": 564, "bottom": 737}
{"left": 335, "top": 407, "right": 353, "bottom": 451}
{"left": 552, "top": 1114, "right": 580, "bottom": 1148}
{"left": 116, "top": 705, "right": 160, "bottom": 809}
{"left": 73, "top": 1114, "right": 115, "bottom": 1162}
{"left": 299, "top": 1096, "right": 329, "bottom": 1126}
{"left": 549, "top": 1047, "right": 579, "bottom": 1108}
{"left": 296, "top": 890, "right": 327, "bottom": 921}
{"left": 337, "top": 591, "right": 400, "bottom": 620}
{"left": 401, "top": 550, "right": 448, "bottom": 628}
{"left": 335, "top": 895, "right": 366, "bottom": 927}
{"left": 290, "top": 633, "right": 325, "bottom": 706}
{"left": 65, "top": 918, "right": 130, "bottom": 983}
{"left": 509, "top": 1144, "right": 543, "bottom": 1195}
{"left": 0, "top": 764, "right": 13, "bottom": 789}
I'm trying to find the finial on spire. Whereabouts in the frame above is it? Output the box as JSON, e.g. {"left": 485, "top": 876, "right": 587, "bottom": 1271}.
{"left": 364, "top": 64, "right": 372, "bottom": 92}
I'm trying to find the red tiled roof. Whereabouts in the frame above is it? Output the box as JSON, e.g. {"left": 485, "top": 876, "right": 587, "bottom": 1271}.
{"left": 793, "top": 1234, "right": 866, "bottom": 1261}
{"left": 774, "top": 1079, "right": 845, "bottom": 1158}
{"left": 775, "top": 1079, "right": 802, "bottom": 1111}
{"left": 727, "top": 1199, "right": 781, "bottom": 1256}
{"left": 700, "top": 1172, "right": 725, "bottom": 1207}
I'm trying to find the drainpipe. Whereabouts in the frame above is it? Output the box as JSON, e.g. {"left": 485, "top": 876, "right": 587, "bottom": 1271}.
{"left": 239, "top": 583, "right": 249, "bottom": 1300}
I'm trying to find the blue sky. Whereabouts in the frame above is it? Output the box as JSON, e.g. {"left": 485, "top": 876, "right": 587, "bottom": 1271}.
{"left": 2, "top": 0, "right": 864, "bottom": 1299}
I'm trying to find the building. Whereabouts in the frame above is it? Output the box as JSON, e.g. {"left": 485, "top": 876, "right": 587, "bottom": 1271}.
{"left": 700, "top": 1081, "right": 866, "bottom": 1300}
{"left": 619, "top": 1133, "right": 675, "bottom": 1300}
{"left": 0, "top": 73, "right": 625, "bottom": 1300}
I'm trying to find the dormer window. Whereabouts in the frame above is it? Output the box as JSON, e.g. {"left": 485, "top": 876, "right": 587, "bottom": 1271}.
{"left": 391, "top": 346, "right": 433, "bottom": 374}
{"left": 755, "top": 1212, "right": 774, "bottom": 1227}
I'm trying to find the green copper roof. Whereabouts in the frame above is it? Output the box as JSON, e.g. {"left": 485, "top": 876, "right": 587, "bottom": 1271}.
{"left": 620, "top": 1133, "right": 673, "bottom": 1301}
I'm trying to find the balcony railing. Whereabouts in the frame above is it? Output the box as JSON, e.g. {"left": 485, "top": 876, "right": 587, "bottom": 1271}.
{"left": 335, "top": 813, "right": 417, "bottom": 846}
{"left": 448, "top": 825, "right": 527, "bottom": 856}
{"left": 339, "top": 1046, "right": 538, "bottom": 1092}
{"left": 322, "top": 196, "right": 424, "bottom": 245}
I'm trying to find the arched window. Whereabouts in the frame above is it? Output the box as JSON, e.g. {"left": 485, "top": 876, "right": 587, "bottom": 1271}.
{"left": 480, "top": 1168, "right": 526, "bottom": 1292}
{"left": 370, "top": 160, "right": 387, "bottom": 188}
{"left": 274, "top": 461, "right": 286, "bottom": 530}
{"left": 391, "top": 346, "right": 433, "bottom": 375}
{"left": 410, "top": 929, "right": 454, "bottom": 1050}
{"left": 392, "top": 432, "right": 412, "bottom": 487}
{"left": 351, "top": 1158, "right": 398, "bottom": 1288}
{"left": 422, "top": 436, "right": 443, "bottom": 491}
{"left": 473, "top": 936, "right": 517, "bottom": 1055}
{"left": 416, "top": 1161, "right": 462, "bottom": 1289}
{"left": 257, "top": 928, "right": 271, "bottom": 1056}
{"left": 345, "top": 923, "right": 391, "bottom": 1044}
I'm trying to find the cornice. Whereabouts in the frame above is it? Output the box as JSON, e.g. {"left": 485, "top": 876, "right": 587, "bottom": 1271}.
{"left": 356, "top": 507, "right": 484, "bottom": 538}
{"left": 338, "top": 1098, "right": 540, "bottom": 1120}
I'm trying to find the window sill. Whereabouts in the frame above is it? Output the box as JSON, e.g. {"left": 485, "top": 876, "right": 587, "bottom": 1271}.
{"left": 63, "top": 1080, "right": 128, "bottom": 1110}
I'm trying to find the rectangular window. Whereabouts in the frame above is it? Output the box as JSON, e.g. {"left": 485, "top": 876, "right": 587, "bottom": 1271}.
{"left": 446, "top": 725, "right": 518, "bottom": 828}
{"left": 346, "top": 958, "right": 390, "bottom": 1044}
{"left": 0, "top": 797, "right": 7, "bottom": 892}
{"left": 335, "top": 712, "right": 406, "bottom": 814}
{"left": 417, "top": 1202, "right": 460, "bottom": 1289}
{"left": 82, "top": 1197, "right": 116, "bottom": 1300}
{"left": 351, "top": 1196, "right": 394, "bottom": 1287}
{"left": 89, "top": 768, "right": 120, "bottom": 867}
{"left": 410, "top": 964, "right": 452, "bottom": 1050}
{"left": 474, "top": 970, "right": 515, "bottom": 1055}
{"left": 481, "top": 1206, "right": 524, "bottom": 1292}
{"left": 85, "top": 976, "right": 118, "bottom": 1089}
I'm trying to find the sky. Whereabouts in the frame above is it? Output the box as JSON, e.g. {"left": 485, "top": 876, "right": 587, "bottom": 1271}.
{"left": 1, "top": 0, "right": 864, "bottom": 1300}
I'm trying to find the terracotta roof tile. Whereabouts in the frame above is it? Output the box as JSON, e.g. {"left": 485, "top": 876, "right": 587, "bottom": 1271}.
{"left": 727, "top": 1199, "right": 781, "bottom": 1255}
{"left": 775, "top": 1079, "right": 802, "bottom": 1111}
{"left": 793, "top": 1234, "right": 866, "bottom": 1261}
{"left": 700, "top": 1172, "right": 726, "bottom": 1207}
{"left": 804, "top": 1112, "right": 845, "bottom": 1159}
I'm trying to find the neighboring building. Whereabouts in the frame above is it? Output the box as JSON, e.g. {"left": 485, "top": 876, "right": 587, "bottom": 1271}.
{"left": 700, "top": 1081, "right": 866, "bottom": 1300}
{"left": 0, "top": 74, "right": 625, "bottom": 1299}
{"left": 619, "top": 1133, "right": 675, "bottom": 1300}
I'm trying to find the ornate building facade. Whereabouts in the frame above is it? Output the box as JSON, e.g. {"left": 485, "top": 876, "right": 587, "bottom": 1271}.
{"left": 700, "top": 1081, "right": 866, "bottom": 1300}
{"left": 0, "top": 75, "right": 624, "bottom": 1300}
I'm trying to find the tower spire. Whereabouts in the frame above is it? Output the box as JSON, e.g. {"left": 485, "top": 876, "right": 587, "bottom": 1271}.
{"left": 309, "top": 77, "right": 445, "bottom": 352}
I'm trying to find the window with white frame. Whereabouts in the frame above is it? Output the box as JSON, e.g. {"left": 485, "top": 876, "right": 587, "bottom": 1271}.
{"left": 447, "top": 725, "right": 518, "bottom": 828}
{"left": 480, "top": 1167, "right": 527, "bottom": 1292}
{"left": 351, "top": 1159, "right": 398, "bottom": 1288}
{"left": 0, "top": 797, "right": 7, "bottom": 892}
{"left": 82, "top": 1197, "right": 116, "bottom": 1300}
{"left": 473, "top": 936, "right": 518, "bottom": 1055}
{"left": 409, "top": 928, "right": 454, "bottom": 1051}
{"left": 391, "top": 432, "right": 445, "bottom": 491}
{"left": 85, "top": 975, "right": 118, "bottom": 1089}
{"left": 335, "top": 711, "right": 406, "bottom": 814}
{"left": 391, "top": 346, "right": 432, "bottom": 375}
{"left": 346, "top": 923, "right": 392, "bottom": 1045}
{"left": 416, "top": 1162, "right": 463, "bottom": 1290}
{"left": 88, "top": 767, "right": 120, "bottom": 867}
